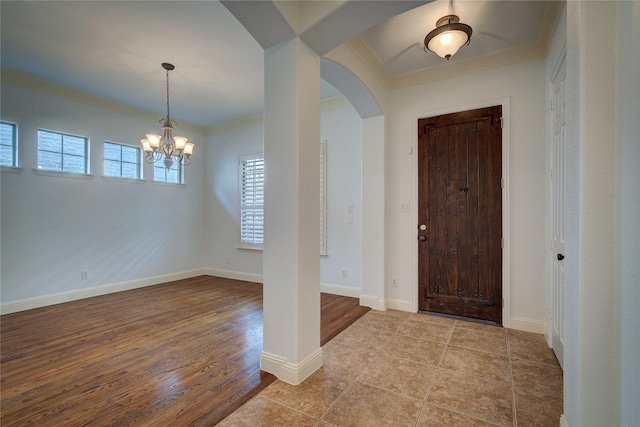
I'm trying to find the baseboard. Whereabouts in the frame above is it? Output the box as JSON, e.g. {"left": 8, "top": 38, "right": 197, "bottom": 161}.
{"left": 360, "top": 294, "right": 386, "bottom": 311}
{"left": 386, "top": 298, "right": 413, "bottom": 312}
{"left": 509, "top": 316, "right": 545, "bottom": 334}
{"left": 0, "top": 268, "right": 208, "bottom": 315}
{"left": 559, "top": 414, "right": 568, "bottom": 427}
{"left": 204, "top": 268, "right": 263, "bottom": 284}
{"left": 260, "top": 348, "right": 323, "bottom": 385}
{"left": 320, "top": 283, "right": 361, "bottom": 298}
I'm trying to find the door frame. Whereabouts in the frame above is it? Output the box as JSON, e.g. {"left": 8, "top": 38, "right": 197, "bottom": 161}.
{"left": 412, "top": 97, "right": 511, "bottom": 327}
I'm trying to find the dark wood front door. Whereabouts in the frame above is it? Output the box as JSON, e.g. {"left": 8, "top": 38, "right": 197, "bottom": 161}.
{"left": 417, "top": 106, "right": 503, "bottom": 323}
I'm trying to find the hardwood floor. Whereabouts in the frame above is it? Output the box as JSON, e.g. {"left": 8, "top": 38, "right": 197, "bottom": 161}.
{"left": 0, "top": 276, "right": 370, "bottom": 426}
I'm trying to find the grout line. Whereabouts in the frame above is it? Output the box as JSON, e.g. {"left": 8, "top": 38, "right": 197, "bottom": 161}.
{"left": 507, "top": 328, "right": 519, "bottom": 426}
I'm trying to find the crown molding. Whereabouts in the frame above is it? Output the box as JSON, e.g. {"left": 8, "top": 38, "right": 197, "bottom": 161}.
{"left": 345, "top": 0, "right": 564, "bottom": 91}
{"left": 0, "top": 67, "right": 206, "bottom": 135}
{"left": 345, "top": 36, "right": 393, "bottom": 90}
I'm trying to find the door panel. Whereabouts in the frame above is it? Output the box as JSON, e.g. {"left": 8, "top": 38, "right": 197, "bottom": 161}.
{"left": 418, "top": 106, "right": 502, "bottom": 323}
{"left": 550, "top": 56, "right": 566, "bottom": 368}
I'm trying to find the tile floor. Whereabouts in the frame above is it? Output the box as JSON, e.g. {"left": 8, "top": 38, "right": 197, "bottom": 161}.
{"left": 219, "top": 310, "right": 563, "bottom": 426}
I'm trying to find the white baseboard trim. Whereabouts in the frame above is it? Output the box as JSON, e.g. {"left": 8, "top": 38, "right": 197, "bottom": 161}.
{"left": 260, "top": 348, "right": 323, "bottom": 385}
{"left": 320, "top": 283, "right": 361, "bottom": 298}
{"left": 0, "top": 268, "right": 208, "bottom": 315}
{"left": 204, "top": 268, "right": 263, "bottom": 284}
{"left": 386, "top": 298, "right": 413, "bottom": 312}
{"left": 360, "top": 294, "right": 386, "bottom": 311}
{"left": 509, "top": 316, "right": 545, "bottom": 334}
{"left": 559, "top": 414, "right": 568, "bottom": 427}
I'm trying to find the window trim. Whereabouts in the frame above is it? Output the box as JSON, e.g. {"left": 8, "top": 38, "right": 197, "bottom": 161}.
{"left": 37, "top": 128, "right": 89, "bottom": 175}
{"left": 153, "top": 160, "right": 184, "bottom": 184}
{"left": 103, "top": 140, "right": 142, "bottom": 180}
{"left": 237, "top": 151, "right": 264, "bottom": 250}
{"left": 0, "top": 120, "right": 18, "bottom": 167}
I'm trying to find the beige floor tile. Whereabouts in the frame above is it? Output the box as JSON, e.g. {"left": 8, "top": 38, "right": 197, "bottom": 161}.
{"left": 514, "top": 392, "right": 563, "bottom": 427}
{"left": 428, "top": 369, "right": 513, "bottom": 426}
{"left": 353, "top": 310, "right": 410, "bottom": 333}
{"left": 417, "top": 404, "right": 500, "bottom": 427}
{"left": 508, "top": 330, "right": 560, "bottom": 366}
{"left": 322, "top": 381, "right": 423, "bottom": 427}
{"left": 322, "top": 340, "right": 376, "bottom": 377}
{"left": 357, "top": 352, "right": 436, "bottom": 400}
{"left": 411, "top": 312, "right": 457, "bottom": 327}
{"left": 380, "top": 333, "right": 446, "bottom": 366}
{"left": 455, "top": 320, "right": 506, "bottom": 336}
{"left": 397, "top": 318, "right": 454, "bottom": 343}
{"left": 260, "top": 368, "right": 352, "bottom": 418}
{"left": 330, "top": 322, "right": 392, "bottom": 353}
{"left": 439, "top": 345, "right": 511, "bottom": 382}
{"left": 511, "top": 358, "right": 563, "bottom": 400}
{"left": 217, "top": 395, "right": 317, "bottom": 427}
{"left": 448, "top": 328, "right": 508, "bottom": 356}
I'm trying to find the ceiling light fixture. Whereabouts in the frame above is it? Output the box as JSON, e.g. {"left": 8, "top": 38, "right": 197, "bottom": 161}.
{"left": 141, "top": 63, "right": 194, "bottom": 169}
{"left": 424, "top": 15, "right": 472, "bottom": 60}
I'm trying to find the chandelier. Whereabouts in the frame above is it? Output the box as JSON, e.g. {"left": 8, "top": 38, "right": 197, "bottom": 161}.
{"left": 424, "top": 15, "right": 472, "bottom": 60}
{"left": 141, "top": 63, "right": 194, "bottom": 169}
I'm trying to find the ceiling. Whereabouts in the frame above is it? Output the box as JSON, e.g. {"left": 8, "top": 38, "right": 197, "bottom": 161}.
{"left": 0, "top": 1, "right": 560, "bottom": 129}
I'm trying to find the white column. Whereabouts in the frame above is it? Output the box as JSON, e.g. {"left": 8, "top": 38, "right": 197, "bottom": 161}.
{"left": 260, "top": 37, "right": 323, "bottom": 385}
{"left": 360, "top": 115, "right": 386, "bottom": 310}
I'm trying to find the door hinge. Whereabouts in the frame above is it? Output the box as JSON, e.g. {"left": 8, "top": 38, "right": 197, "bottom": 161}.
{"left": 501, "top": 238, "right": 504, "bottom": 248}
{"left": 499, "top": 116, "right": 503, "bottom": 129}
{"left": 501, "top": 178, "right": 504, "bottom": 188}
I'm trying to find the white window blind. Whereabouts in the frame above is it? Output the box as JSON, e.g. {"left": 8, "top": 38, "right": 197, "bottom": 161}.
{"left": 239, "top": 153, "right": 264, "bottom": 249}
{"left": 237, "top": 142, "right": 326, "bottom": 253}
{"left": 0, "top": 121, "right": 17, "bottom": 167}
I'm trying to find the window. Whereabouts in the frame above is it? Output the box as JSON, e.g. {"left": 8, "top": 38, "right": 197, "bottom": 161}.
{"left": 238, "top": 152, "right": 264, "bottom": 249}
{"left": 104, "top": 142, "right": 140, "bottom": 179}
{"left": 37, "top": 129, "right": 88, "bottom": 173}
{"left": 237, "top": 142, "right": 327, "bottom": 253}
{"left": 154, "top": 161, "right": 182, "bottom": 184}
{"left": 1, "top": 121, "right": 18, "bottom": 167}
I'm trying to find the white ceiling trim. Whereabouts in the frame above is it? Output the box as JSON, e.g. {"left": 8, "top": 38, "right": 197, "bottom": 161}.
{"left": 346, "top": 0, "right": 564, "bottom": 91}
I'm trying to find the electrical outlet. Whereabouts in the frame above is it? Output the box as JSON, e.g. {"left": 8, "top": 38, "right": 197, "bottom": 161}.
{"left": 341, "top": 268, "right": 348, "bottom": 278}
{"left": 226, "top": 257, "right": 230, "bottom": 265}
{"left": 81, "top": 270, "right": 89, "bottom": 280}
{"left": 391, "top": 277, "right": 398, "bottom": 287}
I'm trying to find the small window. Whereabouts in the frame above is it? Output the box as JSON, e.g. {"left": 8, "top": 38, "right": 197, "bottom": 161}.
{"left": 153, "top": 161, "right": 183, "bottom": 184}
{"left": 1, "top": 121, "right": 17, "bottom": 167}
{"left": 104, "top": 142, "right": 141, "bottom": 179}
{"left": 37, "top": 129, "right": 88, "bottom": 173}
{"left": 238, "top": 152, "right": 264, "bottom": 249}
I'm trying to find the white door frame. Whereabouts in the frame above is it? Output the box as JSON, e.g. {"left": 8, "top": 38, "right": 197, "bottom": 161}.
{"left": 412, "top": 97, "right": 511, "bottom": 327}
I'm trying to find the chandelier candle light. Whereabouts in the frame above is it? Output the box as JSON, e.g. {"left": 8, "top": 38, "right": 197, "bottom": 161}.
{"left": 141, "top": 62, "right": 194, "bottom": 169}
{"left": 424, "top": 15, "right": 472, "bottom": 60}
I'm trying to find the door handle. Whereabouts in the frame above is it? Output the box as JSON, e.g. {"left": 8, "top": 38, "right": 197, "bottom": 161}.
{"left": 418, "top": 235, "right": 426, "bottom": 241}
{"left": 557, "top": 253, "right": 565, "bottom": 261}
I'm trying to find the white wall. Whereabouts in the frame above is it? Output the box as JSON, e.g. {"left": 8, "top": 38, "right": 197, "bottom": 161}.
{"left": 385, "top": 59, "right": 547, "bottom": 329}
{"left": 0, "top": 82, "right": 206, "bottom": 311}
{"left": 204, "top": 104, "right": 363, "bottom": 293}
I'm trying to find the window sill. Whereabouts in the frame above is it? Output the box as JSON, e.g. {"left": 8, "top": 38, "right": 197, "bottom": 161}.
{"left": 32, "top": 169, "right": 94, "bottom": 180}
{"left": 1, "top": 166, "right": 23, "bottom": 174}
{"left": 237, "top": 245, "right": 263, "bottom": 252}
{"left": 151, "top": 180, "right": 185, "bottom": 187}
{"left": 101, "top": 176, "right": 146, "bottom": 184}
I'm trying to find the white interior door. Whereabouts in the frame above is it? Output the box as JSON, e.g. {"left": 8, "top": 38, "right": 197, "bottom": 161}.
{"left": 550, "top": 53, "right": 566, "bottom": 369}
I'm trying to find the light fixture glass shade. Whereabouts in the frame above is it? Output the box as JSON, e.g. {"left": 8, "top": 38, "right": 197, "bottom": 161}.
{"left": 427, "top": 30, "right": 470, "bottom": 59}
{"left": 141, "top": 139, "right": 152, "bottom": 152}
{"left": 424, "top": 15, "right": 472, "bottom": 60}
{"left": 173, "top": 136, "right": 188, "bottom": 150}
{"left": 184, "top": 142, "right": 195, "bottom": 155}
{"left": 146, "top": 134, "right": 161, "bottom": 147}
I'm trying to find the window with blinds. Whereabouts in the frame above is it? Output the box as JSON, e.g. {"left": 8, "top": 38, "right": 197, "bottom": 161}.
{"left": 238, "top": 152, "right": 264, "bottom": 249}
{"left": 237, "top": 143, "right": 327, "bottom": 253}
